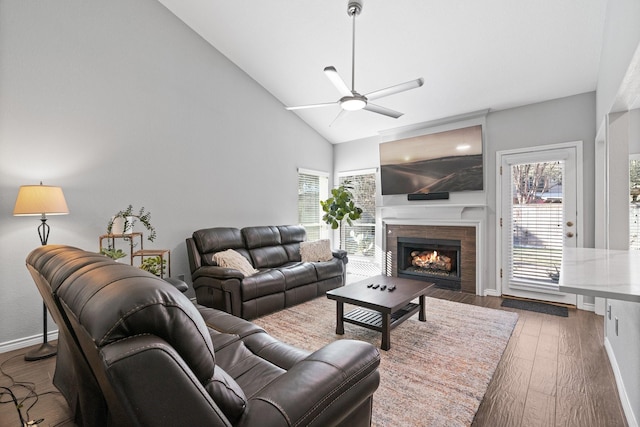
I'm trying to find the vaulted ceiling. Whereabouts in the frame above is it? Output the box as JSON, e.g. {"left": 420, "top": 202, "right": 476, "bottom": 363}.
{"left": 157, "top": 0, "right": 607, "bottom": 144}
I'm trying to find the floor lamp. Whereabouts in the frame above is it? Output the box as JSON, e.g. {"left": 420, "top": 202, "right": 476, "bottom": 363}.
{"left": 13, "top": 182, "right": 69, "bottom": 361}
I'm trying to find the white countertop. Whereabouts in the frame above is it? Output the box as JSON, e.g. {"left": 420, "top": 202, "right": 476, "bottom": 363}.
{"left": 558, "top": 247, "right": 640, "bottom": 303}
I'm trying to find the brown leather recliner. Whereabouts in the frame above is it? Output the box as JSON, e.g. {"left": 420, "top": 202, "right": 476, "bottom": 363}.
{"left": 26, "top": 245, "right": 380, "bottom": 427}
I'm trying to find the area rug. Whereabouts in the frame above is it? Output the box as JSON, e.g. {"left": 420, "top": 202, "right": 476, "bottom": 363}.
{"left": 253, "top": 297, "right": 518, "bottom": 427}
{"left": 501, "top": 298, "right": 569, "bottom": 317}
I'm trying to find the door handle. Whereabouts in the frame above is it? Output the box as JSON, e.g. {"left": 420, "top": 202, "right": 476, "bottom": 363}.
{"left": 566, "top": 232, "right": 574, "bottom": 238}
{"left": 566, "top": 221, "right": 574, "bottom": 227}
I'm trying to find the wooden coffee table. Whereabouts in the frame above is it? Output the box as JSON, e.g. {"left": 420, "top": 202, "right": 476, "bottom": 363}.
{"left": 326, "top": 275, "right": 434, "bottom": 350}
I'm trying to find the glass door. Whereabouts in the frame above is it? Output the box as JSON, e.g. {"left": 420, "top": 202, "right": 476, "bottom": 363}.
{"left": 499, "top": 145, "right": 579, "bottom": 305}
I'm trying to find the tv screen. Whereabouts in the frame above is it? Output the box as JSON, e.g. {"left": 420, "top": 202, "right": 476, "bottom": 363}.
{"left": 379, "top": 125, "right": 483, "bottom": 195}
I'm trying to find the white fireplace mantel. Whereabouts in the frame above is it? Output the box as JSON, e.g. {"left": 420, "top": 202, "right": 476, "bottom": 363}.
{"left": 380, "top": 203, "right": 486, "bottom": 221}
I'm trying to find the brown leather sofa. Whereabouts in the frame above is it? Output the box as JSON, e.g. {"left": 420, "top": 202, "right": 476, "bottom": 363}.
{"left": 26, "top": 245, "right": 380, "bottom": 427}
{"left": 186, "top": 225, "right": 348, "bottom": 319}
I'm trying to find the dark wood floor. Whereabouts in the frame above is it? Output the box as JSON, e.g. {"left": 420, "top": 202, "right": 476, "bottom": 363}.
{"left": 0, "top": 289, "right": 628, "bottom": 427}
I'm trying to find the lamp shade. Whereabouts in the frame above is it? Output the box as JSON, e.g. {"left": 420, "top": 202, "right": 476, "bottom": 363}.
{"left": 13, "top": 184, "right": 69, "bottom": 216}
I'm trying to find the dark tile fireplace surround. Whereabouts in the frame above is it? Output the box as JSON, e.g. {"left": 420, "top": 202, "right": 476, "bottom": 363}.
{"left": 385, "top": 224, "right": 477, "bottom": 293}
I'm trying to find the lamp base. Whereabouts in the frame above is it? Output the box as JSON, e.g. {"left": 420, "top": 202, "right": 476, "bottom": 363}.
{"left": 24, "top": 342, "right": 57, "bottom": 361}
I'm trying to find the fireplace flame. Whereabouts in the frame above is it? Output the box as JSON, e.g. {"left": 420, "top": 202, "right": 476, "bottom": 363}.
{"left": 411, "top": 250, "right": 452, "bottom": 271}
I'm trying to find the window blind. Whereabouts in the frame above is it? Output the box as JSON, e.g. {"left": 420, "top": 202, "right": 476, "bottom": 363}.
{"left": 509, "top": 162, "right": 564, "bottom": 285}
{"left": 338, "top": 172, "right": 376, "bottom": 256}
{"left": 298, "top": 170, "right": 328, "bottom": 241}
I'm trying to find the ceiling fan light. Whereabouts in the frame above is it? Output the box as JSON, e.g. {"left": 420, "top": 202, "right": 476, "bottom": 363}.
{"left": 340, "top": 97, "right": 366, "bottom": 111}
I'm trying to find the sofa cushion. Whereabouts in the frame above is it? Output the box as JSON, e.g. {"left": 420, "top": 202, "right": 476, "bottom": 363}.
{"left": 300, "top": 239, "right": 333, "bottom": 262}
{"left": 214, "top": 340, "right": 286, "bottom": 399}
{"left": 313, "top": 258, "right": 345, "bottom": 281}
{"left": 193, "top": 228, "right": 246, "bottom": 266}
{"left": 242, "top": 226, "right": 281, "bottom": 249}
{"left": 240, "top": 270, "right": 285, "bottom": 301}
{"left": 282, "top": 242, "right": 302, "bottom": 262}
{"left": 278, "top": 225, "right": 306, "bottom": 262}
{"left": 249, "top": 246, "right": 289, "bottom": 269}
{"left": 204, "top": 366, "right": 247, "bottom": 423}
{"left": 213, "top": 249, "right": 258, "bottom": 277}
{"left": 193, "top": 227, "right": 243, "bottom": 253}
{"left": 276, "top": 262, "right": 318, "bottom": 289}
{"left": 278, "top": 225, "right": 306, "bottom": 244}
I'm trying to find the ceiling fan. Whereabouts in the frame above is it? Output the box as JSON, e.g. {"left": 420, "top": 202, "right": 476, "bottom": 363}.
{"left": 286, "top": 0, "right": 424, "bottom": 120}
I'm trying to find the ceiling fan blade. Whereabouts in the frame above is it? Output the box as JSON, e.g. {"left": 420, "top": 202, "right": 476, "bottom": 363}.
{"left": 324, "top": 66, "right": 353, "bottom": 97}
{"left": 285, "top": 101, "right": 338, "bottom": 111}
{"left": 365, "top": 77, "right": 424, "bottom": 101}
{"left": 329, "top": 109, "right": 349, "bottom": 127}
{"left": 364, "top": 103, "right": 404, "bottom": 119}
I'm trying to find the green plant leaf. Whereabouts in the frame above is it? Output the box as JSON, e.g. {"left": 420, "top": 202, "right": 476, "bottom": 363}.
{"left": 319, "top": 183, "right": 365, "bottom": 240}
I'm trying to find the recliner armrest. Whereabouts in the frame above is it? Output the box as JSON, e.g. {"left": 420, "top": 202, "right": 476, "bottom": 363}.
{"left": 101, "top": 335, "right": 230, "bottom": 426}
{"left": 185, "top": 237, "right": 203, "bottom": 274}
{"left": 164, "top": 277, "right": 188, "bottom": 293}
{"left": 238, "top": 340, "right": 380, "bottom": 426}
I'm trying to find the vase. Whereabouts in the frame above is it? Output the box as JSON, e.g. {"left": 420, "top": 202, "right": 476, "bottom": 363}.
{"left": 111, "top": 216, "right": 135, "bottom": 235}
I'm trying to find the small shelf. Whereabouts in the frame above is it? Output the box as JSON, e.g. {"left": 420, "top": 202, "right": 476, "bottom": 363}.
{"left": 99, "top": 232, "right": 170, "bottom": 278}
{"left": 343, "top": 302, "right": 420, "bottom": 332}
{"left": 132, "top": 249, "right": 170, "bottom": 278}
{"left": 99, "top": 233, "right": 143, "bottom": 265}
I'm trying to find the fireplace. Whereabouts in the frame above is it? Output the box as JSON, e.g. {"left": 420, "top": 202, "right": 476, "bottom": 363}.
{"left": 384, "top": 224, "right": 477, "bottom": 294}
{"left": 397, "top": 237, "right": 462, "bottom": 290}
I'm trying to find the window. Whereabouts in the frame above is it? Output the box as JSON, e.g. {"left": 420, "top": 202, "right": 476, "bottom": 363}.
{"left": 298, "top": 169, "right": 329, "bottom": 241}
{"left": 338, "top": 170, "right": 376, "bottom": 257}
{"left": 510, "top": 161, "right": 564, "bottom": 284}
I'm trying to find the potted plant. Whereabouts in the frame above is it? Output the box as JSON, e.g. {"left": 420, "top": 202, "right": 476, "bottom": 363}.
{"left": 320, "top": 182, "right": 363, "bottom": 250}
{"left": 140, "top": 256, "right": 166, "bottom": 277}
{"left": 100, "top": 248, "right": 127, "bottom": 261}
{"left": 106, "top": 205, "right": 156, "bottom": 242}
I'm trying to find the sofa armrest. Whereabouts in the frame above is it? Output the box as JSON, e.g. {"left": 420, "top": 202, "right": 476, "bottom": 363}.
{"left": 332, "top": 249, "right": 348, "bottom": 261}
{"left": 238, "top": 340, "right": 380, "bottom": 427}
{"left": 192, "top": 268, "right": 244, "bottom": 317}
{"left": 193, "top": 265, "right": 245, "bottom": 281}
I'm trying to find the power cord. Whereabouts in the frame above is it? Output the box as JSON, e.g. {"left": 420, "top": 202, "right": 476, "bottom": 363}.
{"left": 0, "top": 386, "right": 26, "bottom": 426}
{"left": 0, "top": 353, "right": 50, "bottom": 426}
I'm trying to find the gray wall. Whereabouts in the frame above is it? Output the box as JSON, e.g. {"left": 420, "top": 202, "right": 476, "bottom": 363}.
{"left": 334, "top": 92, "right": 596, "bottom": 293}
{"left": 0, "top": 0, "right": 332, "bottom": 347}
{"left": 596, "top": 0, "right": 640, "bottom": 124}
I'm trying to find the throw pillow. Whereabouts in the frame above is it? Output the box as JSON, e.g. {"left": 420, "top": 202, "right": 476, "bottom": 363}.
{"left": 300, "top": 239, "right": 333, "bottom": 262}
{"left": 213, "top": 249, "right": 258, "bottom": 277}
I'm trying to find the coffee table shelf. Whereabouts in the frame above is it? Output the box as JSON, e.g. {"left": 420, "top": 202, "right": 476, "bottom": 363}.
{"left": 343, "top": 302, "right": 420, "bottom": 332}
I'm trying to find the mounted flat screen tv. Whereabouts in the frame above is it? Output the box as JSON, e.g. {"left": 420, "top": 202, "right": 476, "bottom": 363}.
{"left": 379, "top": 125, "right": 484, "bottom": 195}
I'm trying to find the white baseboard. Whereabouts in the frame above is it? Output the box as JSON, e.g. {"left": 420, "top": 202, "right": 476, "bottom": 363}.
{"left": 484, "top": 289, "right": 501, "bottom": 297}
{"left": 605, "top": 337, "right": 639, "bottom": 427}
{"left": 579, "top": 302, "right": 595, "bottom": 312}
{"left": 0, "top": 330, "right": 59, "bottom": 354}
